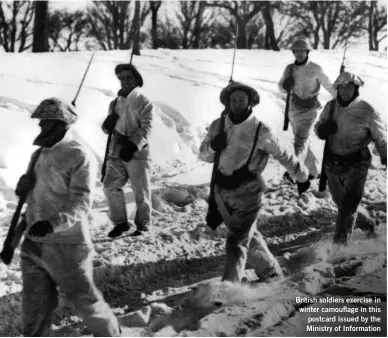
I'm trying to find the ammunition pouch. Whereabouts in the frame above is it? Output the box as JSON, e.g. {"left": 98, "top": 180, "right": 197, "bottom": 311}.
{"left": 292, "top": 93, "right": 319, "bottom": 109}
{"left": 215, "top": 165, "right": 257, "bottom": 190}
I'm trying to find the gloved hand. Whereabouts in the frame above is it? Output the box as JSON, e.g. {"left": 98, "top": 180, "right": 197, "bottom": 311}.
{"left": 119, "top": 139, "right": 138, "bottom": 162}
{"left": 282, "top": 77, "right": 294, "bottom": 91}
{"left": 210, "top": 133, "right": 227, "bottom": 152}
{"left": 317, "top": 120, "right": 338, "bottom": 140}
{"left": 28, "top": 220, "right": 53, "bottom": 237}
{"left": 297, "top": 180, "right": 311, "bottom": 195}
{"left": 15, "top": 174, "right": 35, "bottom": 197}
{"left": 102, "top": 113, "right": 119, "bottom": 134}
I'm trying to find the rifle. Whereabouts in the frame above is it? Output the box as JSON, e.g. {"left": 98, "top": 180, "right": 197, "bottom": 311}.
{"left": 0, "top": 148, "right": 42, "bottom": 265}
{"left": 318, "top": 31, "right": 349, "bottom": 192}
{"left": 283, "top": 65, "right": 294, "bottom": 131}
{"left": 101, "top": 98, "right": 118, "bottom": 182}
{"left": 71, "top": 52, "right": 95, "bottom": 107}
{"left": 205, "top": 23, "right": 239, "bottom": 230}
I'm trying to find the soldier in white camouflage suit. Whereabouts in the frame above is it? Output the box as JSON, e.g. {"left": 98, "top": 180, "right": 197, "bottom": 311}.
{"left": 199, "top": 81, "right": 310, "bottom": 283}
{"left": 279, "top": 39, "right": 336, "bottom": 184}
{"left": 315, "top": 72, "right": 387, "bottom": 244}
{"left": 102, "top": 63, "right": 155, "bottom": 238}
{"left": 15, "top": 98, "right": 121, "bottom": 336}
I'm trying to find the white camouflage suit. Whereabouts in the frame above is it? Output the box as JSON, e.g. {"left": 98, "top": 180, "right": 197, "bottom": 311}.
{"left": 103, "top": 87, "right": 154, "bottom": 229}
{"left": 21, "top": 133, "right": 121, "bottom": 336}
{"left": 278, "top": 61, "right": 336, "bottom": 176}
{"left": 315, "top": 95, "right": 387, "bottom": 243}
{"left": 199, "top": 111, "right": 308, "bottom": 283}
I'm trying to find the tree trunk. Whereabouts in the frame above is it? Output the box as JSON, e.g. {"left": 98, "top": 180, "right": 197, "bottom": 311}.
{"left": 368, "top": 1, "right": 375, "bottom": 50}
{"left": 236, "top": 18, "right": 247, "bottom": 49}
{"left": 32, "top": 1, "right": 49, "bottom": 52}
{"left": 132, "top": 0, "right": 141, "bottom": 55}
{"left": 261, "top": 3, "right": 279, "bottom": 51}
{"left": 192, "top": 1, "right": 205, "bottom": 49}
{"left": 150, "top": 1, "right": 161, "bottom": 49}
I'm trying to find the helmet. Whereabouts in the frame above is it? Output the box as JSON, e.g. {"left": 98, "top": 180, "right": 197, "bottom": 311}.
{"left": 220, "top": 81, "right": 260, "bottom": 107}
{"left": 291, "top": 39, "right": 313, "bottom": 51}
{"left": 115, "top": 63, "right": 143, "bottom": 87}
{"left": 31, "top": 98, "right": 77, "bottom": 124}
{"left": 333, "top": 71, "right": 364, "bottom": 89}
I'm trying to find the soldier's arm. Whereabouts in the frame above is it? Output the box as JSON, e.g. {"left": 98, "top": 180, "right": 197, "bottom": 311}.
{"left": 368, "top": 107, "right": 387, "bottom": 165}
{"left": 129, "top": 94, "right": 154, "bottom": 149}
{"left": 198, "top": 119, "right": 220, "bottom": 163}
{"left": 314, "top": 101, "right": 332, "bottom": 139}
{"left": 49, "top": 150, "right": 97, "bottom": 233}
{"left": 317, "top": 65, "right": 336, "bottom": 98}
{"left": 102, "top": 100, "right": 117, "bottom": 135}
{"left": 258, "top": 124, "right": 308, "bottom": 182}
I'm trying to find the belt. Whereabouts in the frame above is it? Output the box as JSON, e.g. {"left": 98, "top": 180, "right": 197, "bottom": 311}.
{"left": 292, "top": 94, "right": 319, "bottom": 109}
{"left": 327, "top": 148, "right": 371, "bottom": 166}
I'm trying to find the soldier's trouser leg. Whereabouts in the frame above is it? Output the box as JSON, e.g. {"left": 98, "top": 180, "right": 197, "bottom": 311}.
{"left": 124, "top": 159, "right": 152, "bottom": 229}
{"left": 21, "top": 239, "right": 121, "bottom": 337}
{"left": 289, "top": 109, "right": 320, "bottom": 176}
{"left": 21, "top": 241, "right": 58, "bottom": 336}
{"left": 247, "top": 231, "right": 283, "bottom": 281}
{"left": 326, "top": 160, "right": 370, "bottom": 244}
{"left": 103, "top": 157, "right": 129, "bottom": 225}
{"left": 217, "top": 183, "right": 280, "bottom": 283}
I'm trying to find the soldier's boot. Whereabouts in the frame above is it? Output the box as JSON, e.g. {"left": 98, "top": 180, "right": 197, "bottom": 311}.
{"left": 108, "top": 222, "right": 130, "bottom": 238}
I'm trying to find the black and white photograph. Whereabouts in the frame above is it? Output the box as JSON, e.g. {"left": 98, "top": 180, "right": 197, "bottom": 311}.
{"left": 0, "top": 0, "right": 387, "bottom": 336}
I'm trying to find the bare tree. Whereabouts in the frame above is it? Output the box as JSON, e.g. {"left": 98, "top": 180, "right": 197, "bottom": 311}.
{"left": 87, "top": 1, "right": 132, "bottom": 50}
{"left": 367, "top": 1, "right": 387, "bottom": 51}
{"left": 150, "top": 1, "right": 161, "bottom": 49}
{"left": 175, "top": 1, "right": 215, "bottom": 49}
{"left": 48, "top": 10, "right": 88, "bottom": 52}
{"left": 0, "top": 1, "right": 34, "bottom": 52}
{"left": 205, "top": 1, "right": 264, "bottom": 49}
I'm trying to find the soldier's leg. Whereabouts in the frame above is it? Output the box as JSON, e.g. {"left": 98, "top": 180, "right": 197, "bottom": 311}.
{"left": 222, "top": 221, "right": 253, "bottom": 283}
{"left": 125, "top": 159, "right": 152, "bottom": 231}
{"left": 355, "top": 205, "right": 376, "bottom": 233}
{"left": 43, "top": 243, "right": 121, "bottom": 337}
{"left": 21, "top": 239, "right": 58, "bottom": 337}
{"left": 333, "top": 161, "right": 370, "bottom": 244}
{"left": 293, "top": 110, "right": 319, "bottom": 176}
{"left": 247, "top": 230, "right": 283, "bottom": 281}
{"left": 103, "top": 157, "right": 129, "bottom": 231}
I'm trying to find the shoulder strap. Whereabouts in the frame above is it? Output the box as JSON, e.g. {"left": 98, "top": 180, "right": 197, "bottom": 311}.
{"left": 246, "top": 122, "right": 262, "bottom": 166}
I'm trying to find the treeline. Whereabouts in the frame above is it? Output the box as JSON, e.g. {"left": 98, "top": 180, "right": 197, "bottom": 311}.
{"left": 0, "top": 1, "right": 386, "bottom": 53}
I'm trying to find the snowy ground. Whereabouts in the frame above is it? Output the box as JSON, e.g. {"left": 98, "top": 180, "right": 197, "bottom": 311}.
{"left": 0, "top": 48, "right": 386, "bottom": 336}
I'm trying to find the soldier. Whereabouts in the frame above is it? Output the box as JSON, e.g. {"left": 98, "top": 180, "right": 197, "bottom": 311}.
{"left": 102, "top": 63, "right": 154, "bottom": 238}
{"left": 279, "top": 39, "right": 336, "bottom": 184}
{"left": 199, "top": 81, "right": 309, "bottom": 283}
{"left": 15, "top": 98, "right": 121, "bottom": 336}
{"left": 314, "top": 71, "right": 387, "bottom": 244}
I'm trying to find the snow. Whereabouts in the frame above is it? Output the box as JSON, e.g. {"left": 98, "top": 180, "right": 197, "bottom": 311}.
{"left": 0, "top": 48, "right": 386, "bottom": 337}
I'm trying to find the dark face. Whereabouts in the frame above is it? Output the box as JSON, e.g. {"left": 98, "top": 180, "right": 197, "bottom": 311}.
{"left": 34, "top": 119, "right": 68, "bottom": 147}
{"left": 119, "top": 69, "right": 138, "bottom": 92}
{"left": 229, "top": 90, "right": 250, "bottom": 117}
{"left": 338, "top": 82, "right": 356, "bottom": 101}
{"left": 39, "top": 119, "right": 60, "bottom": 134}
{"left": 293, "top": 49, "right": 308, "bottom": 63}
